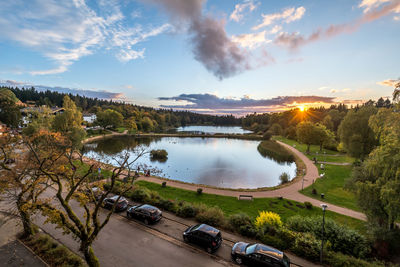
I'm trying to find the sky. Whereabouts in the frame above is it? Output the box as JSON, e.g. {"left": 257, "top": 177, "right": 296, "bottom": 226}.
{"left": 0, "top": 0, "right": 399, "bottom": 116}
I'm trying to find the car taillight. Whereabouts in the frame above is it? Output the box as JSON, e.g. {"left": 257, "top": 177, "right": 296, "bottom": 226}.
{"left": 212, "top": 241, "right": 216, "bottom": 246}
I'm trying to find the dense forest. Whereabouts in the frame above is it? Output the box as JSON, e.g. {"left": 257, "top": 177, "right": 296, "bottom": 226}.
{"left": 5, "top": 87, "right": 241, "bottom": 129}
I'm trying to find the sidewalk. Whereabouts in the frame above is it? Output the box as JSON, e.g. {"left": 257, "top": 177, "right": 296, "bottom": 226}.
{"left": 0, "top": 213, "right": 46, "bottom": 267}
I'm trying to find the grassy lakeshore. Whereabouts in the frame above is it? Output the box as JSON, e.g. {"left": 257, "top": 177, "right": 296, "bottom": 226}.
{"left": 135, "top": 180, "right": 367, "bottom": 234}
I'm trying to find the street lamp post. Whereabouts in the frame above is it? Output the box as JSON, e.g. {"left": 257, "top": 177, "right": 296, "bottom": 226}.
{"left": 320, "top": 203, "right": 328, "bottom": 264}
{"left": 301, "top": 168, "right": 306, "bottom": 190}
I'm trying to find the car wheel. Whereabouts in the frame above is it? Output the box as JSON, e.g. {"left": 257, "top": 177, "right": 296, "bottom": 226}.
{"left": 206, "top": 247, "right": 212, "bottom": 253}
{"left": 144, "top": 219, "right": 149, "bottom": 225}
{"left": 235, "top": 257, "right": 243, "bottom": 265}
{"left": 127, "top": 213, "right": 130, "bottom": 219}
{"left": 183, "top": 236, "right": 189, "bottom": 242}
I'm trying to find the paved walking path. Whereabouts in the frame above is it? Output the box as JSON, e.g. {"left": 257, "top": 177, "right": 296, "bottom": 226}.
{"left": 135, "top": 141, "right": 366, "bottom": 221}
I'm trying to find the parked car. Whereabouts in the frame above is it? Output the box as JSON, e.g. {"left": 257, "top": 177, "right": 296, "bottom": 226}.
{"left": 231, "top": 242, "right": 290, "bottom": 267}
{"left": 183, "top": 224, "right": 222, "bottom": 253}
{"left": 126, "top": 204, "right": 162, "bottom": 224}
{"left": 102, "top": 195, "right": 129, "bottom": 212}
{"left": 82, "top": 187, "right": 103, "bottom": 201}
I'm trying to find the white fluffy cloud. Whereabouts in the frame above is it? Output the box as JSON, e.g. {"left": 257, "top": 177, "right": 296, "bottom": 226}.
{"left": 230, "top": 1, "right": 258, "bottom": 22}
{"left": 359, "top": 0, "right": 392, "bottom": 13}
{"left": 0, "top": 0, "right": 170, "bottom": 75}
{"left": 252, "top": 6, "right": 306, "bottom": 30}
{"left": 231, "top": 31, "right": 271, "bottom": 49}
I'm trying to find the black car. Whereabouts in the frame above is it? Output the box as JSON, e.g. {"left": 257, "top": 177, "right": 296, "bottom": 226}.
{"left": 102, "top": 195, "right": 129, "bottom": 212}
{"left": 231, "top": 242, "right": 290, "bottom": 267}
{"left": 183, "top": 224, "right": 222, "bottom": 253}
{"left": 126, "top": 204, "right": 162, "bottom": 224}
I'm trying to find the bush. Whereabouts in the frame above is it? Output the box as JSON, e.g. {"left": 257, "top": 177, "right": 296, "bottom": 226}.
{"left": 312, "top": 188, "right": 317, "bottom": 195}
{"left": 197, "top": 188, "right": 203, "bottom": 195}
{"left": 292, "top": 232, "right": 321, "bottom": 261}
{"left": 279, "top": 172, "right": 290, "bottom": 184}
{"left": 255, "top": 211, "right": 283, "bottom": 230}
{"left": 304, "top": 201, "right": 313, "bottom": 209}
{"left": 229, "top": 213, "right": 252, "bottom": 230}
{"left": 150, "top": 149, "right": 168, "bottom": 161}
{"left": 262, "top": 131, "right": 272, "bottom": 140}
{"left": 177, "top": 203, "right": 197, "bottom": 218}
{"left": 161, "top": 181, "right": 167, "bottom": 187}
{"left": 195, "top": 206, "right": 226, "bottom": 227}
{"left": 130, "top": 187, "right": 151, "bottom": 202}
{"left": 259, "top": 233, "right": 287, "bottom": 250}
{"left": 286, "top": 215, "right": 370, "bottom": 258}
{"left": 325, "top": 251, "right": 384, "bottom": 267}
{"left": 239, "top": 224, "right": 258, "bottom": 238}
{"left": 158, "top": 198, "right": 176, "bottom": 212}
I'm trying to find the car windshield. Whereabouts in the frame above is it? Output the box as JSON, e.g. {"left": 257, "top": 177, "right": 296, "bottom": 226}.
{"left": 282, "top": 254, "right": 290, "bottom": 267}
{"left": 245, "top": 244, "right": 257, "bottom": 254}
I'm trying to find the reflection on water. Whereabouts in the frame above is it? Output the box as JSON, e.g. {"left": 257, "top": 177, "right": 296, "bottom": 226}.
{"left": 84, "top": 136, "right": 296, "bottom": 189}
{"left": 171, "top": 125, "right": 252, "bottom": 134}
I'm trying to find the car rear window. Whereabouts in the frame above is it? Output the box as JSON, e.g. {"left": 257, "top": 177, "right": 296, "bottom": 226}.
{"left": 245, "top": 244, "right": 257, "bottom": 254}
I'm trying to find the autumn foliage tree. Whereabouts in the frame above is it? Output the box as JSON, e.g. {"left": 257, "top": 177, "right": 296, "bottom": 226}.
{"left": 28, "top": 130, "right": 146, "bottom": 267}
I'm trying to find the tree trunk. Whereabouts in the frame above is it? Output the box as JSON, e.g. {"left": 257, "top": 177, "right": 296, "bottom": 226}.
{"left": 81, "top": 243, "right": 99, "bottom": 267}
{"left": 17, "top": 201, "right": 35, "bottom": 238}
{"left": 320, "top": 143, "right": 323, "bottom": 152}
{"left": 306, "top": 144, "right": 310, "bottom": 154}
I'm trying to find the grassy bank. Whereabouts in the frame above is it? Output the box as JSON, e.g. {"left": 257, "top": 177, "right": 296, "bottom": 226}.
{"left": 257, "top": 140, "right": 295, "bottom": 163}
{"left": 135, "top": 180, "right": 366, "bottom": 234}
{"left": 302, "top": 165, "right": 360, "bottom": 211}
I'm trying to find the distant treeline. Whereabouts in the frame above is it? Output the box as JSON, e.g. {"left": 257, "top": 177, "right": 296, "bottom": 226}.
{"left": 6, "top": 86, "right": 241, "bottom": 127}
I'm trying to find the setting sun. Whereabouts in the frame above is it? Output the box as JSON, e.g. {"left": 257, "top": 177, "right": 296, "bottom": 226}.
{"left": 299, "top": 105, "right": 306, "bottom": 112}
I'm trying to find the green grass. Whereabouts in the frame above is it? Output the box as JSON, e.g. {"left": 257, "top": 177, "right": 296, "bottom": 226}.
{"left": 135, "top": 180, "right": 367, "bottom": 234}
{"left": 302, "top": 165, "right": 360, "bottom": 211}
{"left": 115, "top": 127, "right": 126, "bottom": 133}
{"left": 86, "top": 129, "right": 112, "bottom": 137}
{"left": 74, "top": 160, "right": 113, "bottom": 181}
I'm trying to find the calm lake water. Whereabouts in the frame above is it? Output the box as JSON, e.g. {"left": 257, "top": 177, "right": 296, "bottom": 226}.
{"left": 84, "top": 136, "right": 296, "bottom": 189}
{"left": 175, "top": 125, "right": 252, "bottom": 134}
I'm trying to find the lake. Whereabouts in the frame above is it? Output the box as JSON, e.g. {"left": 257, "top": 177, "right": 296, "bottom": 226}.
{"left": 84, "top": 136, "right": 297, "bottom": 189}
{"left": 174, "top": 125, "right": 252, "bottom": 134}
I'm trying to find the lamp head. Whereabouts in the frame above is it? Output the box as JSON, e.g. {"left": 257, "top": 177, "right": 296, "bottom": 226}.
{"left": 320, "top": 204, "right": 328, "bottom": 211}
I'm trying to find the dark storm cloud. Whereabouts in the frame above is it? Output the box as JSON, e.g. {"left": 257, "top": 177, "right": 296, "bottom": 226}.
{"left": 158, "top": 93, "right": 335, "bottom": 110}
{"left": 142, "top": 0, "right": 250, "bottom": 79}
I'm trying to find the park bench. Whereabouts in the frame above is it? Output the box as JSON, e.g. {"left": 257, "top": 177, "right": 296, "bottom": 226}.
{"left": 238, "top": 195, "right": 253, "bottom": 201}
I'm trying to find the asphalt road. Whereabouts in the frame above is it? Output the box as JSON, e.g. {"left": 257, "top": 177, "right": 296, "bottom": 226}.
{"left": 33, "top": 199, "right": 233, "bottom": 267}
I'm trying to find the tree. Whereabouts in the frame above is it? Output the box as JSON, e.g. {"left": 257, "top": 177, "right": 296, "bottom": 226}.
{"left": 0, "top": 88, "right": 21, "bottom": 127}
{"left": 393, "top": 81, "right": 400, "bottom": 102}
{"left": 28, "top": 130, "right": 147, "bottom": 267}
{"left": 314, "top": 124, "right": 336, "bottom": 151}
{"left": 269, "top": 123, "right": 283, "bottom": 135}
{"left": 337, "top": 106, "right": 377, "bottom": 160}
{"left": 322, "top": 115, "right": 334, "bottom": 131}
{"left": 296, "top": 121, "right": 319, "bottom": 153}
{"left": 23, "top": 107, "right": 54, "bottom": 136}
{"left": 52, "top": 96, "right": 86, "bottom": 147}
{"left": 0, "top": 134, "right": 51, "bottom": 237}
{"left": 140, "top": 117, "right": 155, "bottom": 132}
{"left": 350, "top": 106, "right": 400, "bottom": 252}
{"left": 95, "top": 109, "right": 123, "bottom": 130}
{"left": 124, "top": 117, "right": 138, "bottom": 133}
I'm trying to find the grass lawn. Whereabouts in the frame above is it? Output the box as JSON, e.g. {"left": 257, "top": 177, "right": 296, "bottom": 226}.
{"left": 74, "top": 160, "right": 113, "bottom": 181}
{"left": 135, "top": 180, "right": 367, "bottom": 234}
{"left": 115, "top": 127, "right": 126, "bottom": 133}
{"left": 302, "top": 165, "right": 360, "bottom": 211}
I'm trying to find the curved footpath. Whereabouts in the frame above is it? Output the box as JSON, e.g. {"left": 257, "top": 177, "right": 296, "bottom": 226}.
{"left": 135, "top": 140, "right": 366, "bottom": 221}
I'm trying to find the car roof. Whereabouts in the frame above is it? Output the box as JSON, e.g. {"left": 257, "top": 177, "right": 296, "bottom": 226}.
{"left": 110, "top": 195, "right": 125, "bottom": 201}
{"left": 194, "top": 224, "right": 220, "bottom": 237}
{"left": 254, "top": 244, "right": 284, "bottom": 260}
{"left": 138, "top": 204, "right": 159, "bottom": 211}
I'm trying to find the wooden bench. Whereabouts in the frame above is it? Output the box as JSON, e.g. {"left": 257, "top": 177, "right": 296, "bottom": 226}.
{"left": 238, "top": 195, "right": 253, "bottom": 201}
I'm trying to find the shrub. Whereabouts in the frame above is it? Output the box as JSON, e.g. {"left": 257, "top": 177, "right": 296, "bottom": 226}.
{"left": 150, "top": 149, "right": 168, "bottom": 161}
{"left": 197, "top": 188, "right": 203, "bottom": 195}
{"left": 262, "top": 131, "right": 272, "bottom": 140}
{"left": 161, "top": 181, "right": 167, "bottom": 187}
{"left": 255, "top": 211, "right": 283, "bottom": 230}
{"left": 195, "top": 206, "right": 226, "bottom": 227}
{"left": 286, "top": 215, "right": 370, "bottom": 258}
{"left": 304, "top": 201, "right": 313, "bottom": 209}
{"left": 229, "top": 213, "right": 252, "bottom": 230}
{"left": 158, "top": 198, "right": 176, "bottom": 212}
{"left": 177, "top": 203, "right": 197, "bottom": 218}
{"left": 239, "top": 224, "right": 258, "bottom": 238}
{"left": 130, "top": 187, "right": 151, "bottom": 202}
{"left": 312, "top": 188, "right": 317, "bottom": 195}
{"left": 291, "top": 232, "right": 321, "bottom": 261}
{"left": 279, "top": 172, "right": 290, "bottom": 184}
{"left": 325, "top": 251, "right": 384, "bottom": 267}
{"left": 259, "top": 233, "right": 287, "bottom": 250}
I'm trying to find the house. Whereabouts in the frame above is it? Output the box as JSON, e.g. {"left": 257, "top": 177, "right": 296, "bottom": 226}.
{"left": 83, "top": 113, "right": 96, "bottom": 123}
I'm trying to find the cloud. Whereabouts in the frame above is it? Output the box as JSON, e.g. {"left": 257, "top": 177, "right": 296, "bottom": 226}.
{"left": 377, "top": 79, "right": 400, "bottom": 87}
{"left": 230, "top": 1, "right": 258, "bottom": 22}
{"left": 275, "top": 1, "right": 400, "bottom": 50}
{"left": 143, "top": 0, "right": 255, "bottom": 79}
{"left": 0, "top": 0, "right": 169, "bottom": 75}
{"left": 158, "top": 93, "right": 336, "bottom": 114}
{"left": 232, "top": 31, "right": 271, "bottom": 49}
{"left": 359, "top": 0, "right": 392, "bottom": 13}
{"left": 0, "top": 79, "right": 124, "bottom": 100}
{"left": 252, "top": 6, "right": 306, "bottom": 31}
